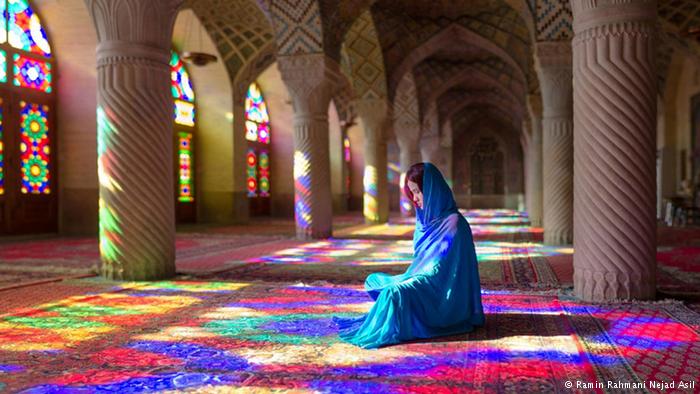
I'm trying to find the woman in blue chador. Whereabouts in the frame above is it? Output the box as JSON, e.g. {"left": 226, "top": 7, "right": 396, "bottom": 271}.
{"left": 334, "top": 162, "right": 484, "bottom": 348}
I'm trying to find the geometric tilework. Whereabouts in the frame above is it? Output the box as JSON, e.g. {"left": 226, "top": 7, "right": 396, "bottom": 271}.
{"left": 269, "top": 0, "right": 323, "bottom": 55}
{"left": 187, "top": 0, "right": 274, "bottom": 82}
{"left": 412, "top": 55, "right": 525, "bottom": 116}
{"left": 659, "top": 0, "right": 700, "bottom": 32}
{"left": 342, "top": 10, "right": 388, "bottom": 100}
{"left": 393, "top": 71, "right": 420, "bottom": 127}
{"left": 437, "top": 87, "right": 521, "bottom": 132}
{"left": 370, "top": 2, "right": 536, "bottom": 98}
{"left": 535, "top": 0, "right": 572, "bottom": 41}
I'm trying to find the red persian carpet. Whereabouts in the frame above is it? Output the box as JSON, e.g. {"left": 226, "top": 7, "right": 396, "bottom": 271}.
{"left": 0, "top": 280, "right": 697, "bottom": 393}
{"left": 657, "top": 246, "right": 700, "bottom": 298}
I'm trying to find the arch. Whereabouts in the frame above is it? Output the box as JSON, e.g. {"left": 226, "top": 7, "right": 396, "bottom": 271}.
{"left": 389, "top": 24, "right": 529, "bottom": 99}
{"left": 189, "top": 0, "right": 275, "bottom": 91}
{"left": 452, "top": 112, "right": 524, "bottom": 208}
{"left": 437, "top": 90, "right": 523, "bottom": 138}
{"left": 419, "top": 62, "right": 526, "bottom": 114}
{"left": 173, "top": 8, "right": 235, "bottom": 224}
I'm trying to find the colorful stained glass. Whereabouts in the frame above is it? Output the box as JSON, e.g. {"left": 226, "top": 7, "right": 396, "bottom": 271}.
{"left": 8, "top": 0, "right": 51, "bottom": 57}
{"left": 169, "top": 51, "right": 194, "bottom": 102}
{"left": 13, "top": 53, "right": 51, "bottom": 92}
{"left": 178, "top": 132, "right": 193, "bottom": 203}
{"left": 247, "top": 148, "right": 257, "bottom": 197}
{"left": 343, "top": 137, "right": 351, "bottom": 162}
{"left": 245, "top": 82, "right": 270, "bottom": 144}
{"left": 0, "top": 0, "right": 6, "bottom": 44}
{"left": 0, "top": 100, "right": 3, "bottom": 195}
{"left": 174, "top": 100, "right": 195, "bottom": 127}
{"left": 0, "top": 50, "right": 7, "bottom": 83}
{"left": 245, "top": 120, "right": 258, "bottom": 142}
{"left": 259, "top": 150, "right": 270, "bottom": 197}
{"left": 19, "top": 101, "right": 50, "bottom": 194}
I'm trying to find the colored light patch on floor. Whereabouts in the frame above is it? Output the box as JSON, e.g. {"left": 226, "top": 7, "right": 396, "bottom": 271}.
{"left": 471, "top": 224, "right": 543, "bottom": 235}
{"left": 0, "top": 285, "right": 201, "bottom": 352}
{"left": 476, "top": 241, "right": 573, "bottom": 261}
{"left": 114, "top": 281, "right": 250, "bottom": 293}
{"left": 460, "top": 209, "right": 528, "bottom": 218}
{"left": 1, "top": 279, "right": 699, "bottom": 393}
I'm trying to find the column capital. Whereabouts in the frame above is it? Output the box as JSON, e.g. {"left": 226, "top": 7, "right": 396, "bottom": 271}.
{"left": 572, "top": 0, "right": 657, "bottom": 34}
{"left": 354, "top": 98, "right": 389, "bottom": 127}
{"left": 86, "top": 0, "right": 183, "bottom": 65}
{"left": 278, "top": 53, "right": 340, "bottom": 115}
{"left": 535, "top": 41, "right": 571, "bottom": 70}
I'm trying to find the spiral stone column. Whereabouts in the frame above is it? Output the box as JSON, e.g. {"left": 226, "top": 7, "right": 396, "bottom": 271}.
{"left": 86, "top": 0, "right": 182, "bottom": 280}
{"left": 536, "top": 42, "right": 573, "bottom": 245}
{"left": 526, "top": 94, "right": 544, "bottom": 227}
{"left": 572, "top": 0, "right": 657, "bottom": 301}
{"left": 278, "top": 54, "right": 336, "bottom": 239}
{"left": 356, "top": 99, "right": 389, "bottom": 224}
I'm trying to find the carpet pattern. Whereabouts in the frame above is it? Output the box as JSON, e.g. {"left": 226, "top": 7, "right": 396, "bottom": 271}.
{"left": 0, "top": 280, "right": 697, "bottom": 393}
{"left": 657, "top": 246, "right": 700, "bottom": 298}
{"left": 0, "top": 234, "right": 291, "bottom": 289}
{"left": 199, "top": 238, "right": 566, "bottom": 289}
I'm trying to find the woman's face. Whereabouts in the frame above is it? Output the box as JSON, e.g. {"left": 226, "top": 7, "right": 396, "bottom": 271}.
{"left": 407, "top": 180, "right": 423, "bottom": 209}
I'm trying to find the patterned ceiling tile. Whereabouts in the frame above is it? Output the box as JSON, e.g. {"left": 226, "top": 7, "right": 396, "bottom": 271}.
{"left": 393, "top": 71, "right": 420, "bottom": 127}
{"left": 187, "top": 0, "right": 274, "bottom": 81}
{"left": 341, "top": 9, "right": 388, "bottom": 100}
{"left": 371, "top": 1, "right": 536, "bottom": 99}
{"left": 269, "top": 0, "right": 324, "bottom": 55}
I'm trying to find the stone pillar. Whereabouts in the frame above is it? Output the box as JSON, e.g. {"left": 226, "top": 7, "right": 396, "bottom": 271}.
{"left": 278, "top": 54, "right": 335, "bottom": 239}
{"left": 356, "top": 99, "right": 389, "bottom": 224}
{"left": 526, "top": 94, "right": 544, "bottom": 227}
{"left": 420, "top": 135, "right": 441, "bottom": 165}
{"left": 439, "top": 145, "right": 453, "bottom": 187}
{"left": 536, "top": 41, "right": 573, "bottom": 245}
{"left": 86, "top": 0, "right": 182, "bottom": 280}
{"left": 572, "top": 0, "right": 657, "bottom": 301}
{"left": 396, "top": 123, "right": 421, "bottom": 217}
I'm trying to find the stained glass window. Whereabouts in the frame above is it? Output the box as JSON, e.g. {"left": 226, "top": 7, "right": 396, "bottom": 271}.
{"left": 0, "top": 0, "right": 6, "bottom": 44}
{"left": 344, "top": 137, "right": 351, "bottom": 163}
{"left": 178, "top": 132, "right": 193, "bottom": 202}
{"left": 8, "top": 0, "right": 51, "bottom": 57}
{"left": 170, "top": 51, "right": 194, "bottom": 103}
{"left": 245, "top": 83, "right": 270, "bottom": 144}
{"left": 259, "top": 150, "right": 270, "bottom": 197}
{"left": 174, "top": 100, "right": 195, "bottom": 127}
{"left": 245, "top": 82, "right": 271, "bottom": 200}
{"left": 171, "top": 51, "right": 195, "bottom": 127}
{"left": 247, "top": 148, "right": 257, "bottom": 197}
{"left": 0, "top": 50, "right": 6, "bottom": 83}
{"left": 344, "top": 136, "right": 351, "bottom": 195}
{"left": 13, "top": 53, "right": 51, "bottom": 92}
{"left": 19, "top": 101, "right": 50, "bottom": 194}
{"left": 0, "top": 100, "right": 3, "bottom": 195}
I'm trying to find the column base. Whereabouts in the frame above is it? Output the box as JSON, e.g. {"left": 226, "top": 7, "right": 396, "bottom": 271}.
{"left": 544, "top": 230, "right": 572, "bottom": 246}
{"left": 574, "top": 267, "right": 655, "bottom": 302}
{"left": 296, "top": 227, "right": 332, "bottom": 240}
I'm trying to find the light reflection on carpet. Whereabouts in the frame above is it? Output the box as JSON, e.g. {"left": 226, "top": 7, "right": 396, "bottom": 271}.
{"left": 2, "top": 281, "right": 698, "bottom": 393}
